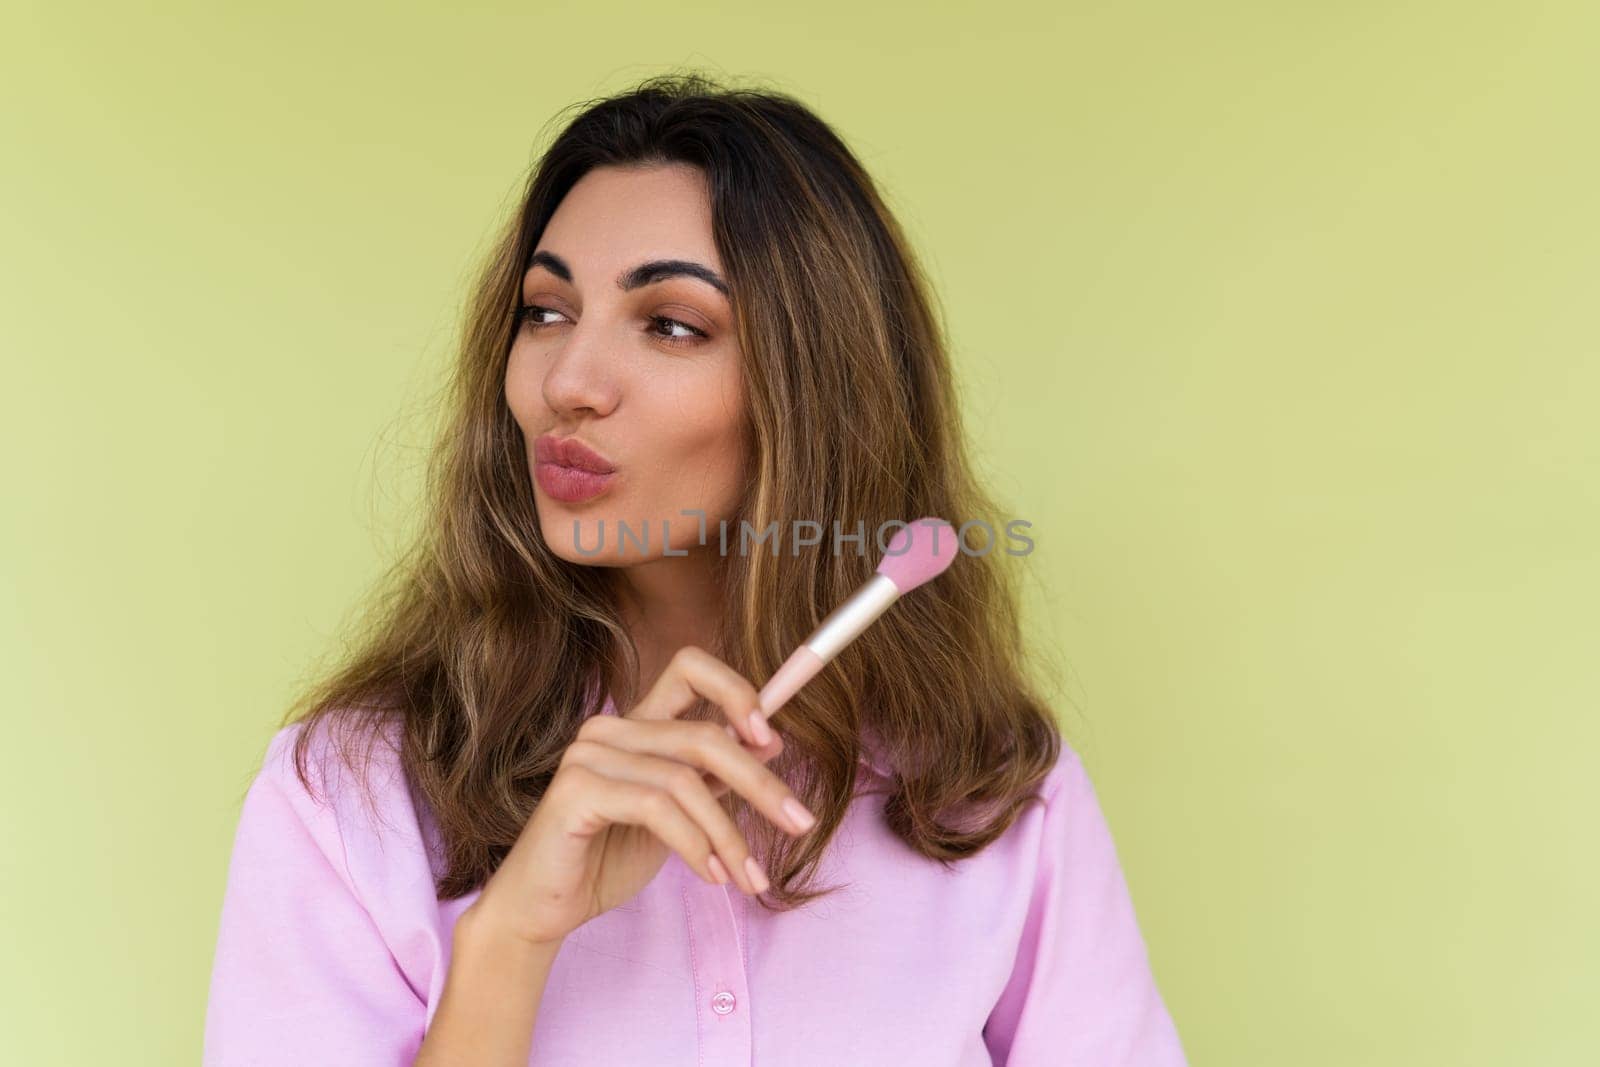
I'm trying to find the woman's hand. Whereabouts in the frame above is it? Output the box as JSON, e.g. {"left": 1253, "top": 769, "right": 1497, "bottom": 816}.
{"left": 466, "top": 645, "right": 815, "bottom": 949}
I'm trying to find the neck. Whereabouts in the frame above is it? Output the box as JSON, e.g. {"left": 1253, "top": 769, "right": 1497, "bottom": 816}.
{"left": 610, "top": 549, "right": 727, "bottom": 701}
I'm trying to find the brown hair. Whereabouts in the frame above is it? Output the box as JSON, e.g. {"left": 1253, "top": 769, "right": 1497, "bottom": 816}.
{"left": 283, "top": 70, "right": 1065, "bottom": 910}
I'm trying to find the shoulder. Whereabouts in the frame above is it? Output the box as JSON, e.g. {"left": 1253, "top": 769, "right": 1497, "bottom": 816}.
{"left": 256, "top": 709, "right": 408, "bottom": 810}
{"left": 979, "top": 737, "right": 1186, "bottom": 1063}
{"left": 240, "top": 710, "right": 428, "bottom": 893}
{"left": 988, "top": 731, "right": 1090, "bottom": 830}
{"left": 208, "top": 713, "right": 443, "bottom": 1059}
{"left": 1023, "top": 737, "right": 1135, "bottom": 884}
{"left": 1038, "top": 738, "right": 1090, "bottom": 807}
{"left": 956, "top": 736, "right": 1111, "bottom": 881}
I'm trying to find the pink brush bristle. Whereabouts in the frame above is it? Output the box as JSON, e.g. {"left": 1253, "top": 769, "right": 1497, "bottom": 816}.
{"left": 874, "top": 517, "right": 960, "bottom": 593}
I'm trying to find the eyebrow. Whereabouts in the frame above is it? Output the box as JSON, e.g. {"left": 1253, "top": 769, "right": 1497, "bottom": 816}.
{"left": 524, "top": 249, "right": 731, "bottom": 299}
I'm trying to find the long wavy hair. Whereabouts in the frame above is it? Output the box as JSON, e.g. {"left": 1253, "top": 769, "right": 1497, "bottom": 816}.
{"left": 282, "top": 70, "right": 1064, "bottom": 910}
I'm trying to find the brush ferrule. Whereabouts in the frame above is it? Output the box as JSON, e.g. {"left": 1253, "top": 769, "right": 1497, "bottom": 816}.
{"left": 804, "top": 574, "right": 901, "bottom": 662}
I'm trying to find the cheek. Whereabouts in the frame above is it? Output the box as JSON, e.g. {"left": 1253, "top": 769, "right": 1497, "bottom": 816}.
{"left": 697, "top": 363, "right": 749, "bottom": 469}
{"left": 648, "top": 371, "right": 748, "bottom": 503}
{"left": 503, "top": 346, "right": 539, "bottom": 420}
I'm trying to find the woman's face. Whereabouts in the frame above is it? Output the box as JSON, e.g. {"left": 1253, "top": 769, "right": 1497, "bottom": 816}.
{"left": 505, "top": 163, "right": 750, "bottom": 567}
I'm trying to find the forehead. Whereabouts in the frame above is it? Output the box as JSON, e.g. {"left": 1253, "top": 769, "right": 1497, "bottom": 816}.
{"left": 532, "top": 164, "right": 724, "bottom": 282}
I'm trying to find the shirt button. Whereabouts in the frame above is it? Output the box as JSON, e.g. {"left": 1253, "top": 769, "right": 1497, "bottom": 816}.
{"left": 710, "top": 991, "right": 737, "bottom": 1015}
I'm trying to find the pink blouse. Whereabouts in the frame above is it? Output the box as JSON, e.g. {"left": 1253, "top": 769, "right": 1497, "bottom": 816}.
{"left": 203, "top": 695, "right": 1186, "bottom": 1065}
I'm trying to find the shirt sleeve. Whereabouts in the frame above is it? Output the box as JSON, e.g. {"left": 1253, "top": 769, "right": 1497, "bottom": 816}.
{"left": 982, "top": 747, "right": 1188, "bottom": 1066}
{"left": 203, "top": 721, "right": 428, "bottom": 1066}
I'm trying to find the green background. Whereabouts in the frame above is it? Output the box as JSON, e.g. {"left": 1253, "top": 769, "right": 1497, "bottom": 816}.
{"left": 4, "top": 2, "right": 1596, "bottom": 1063}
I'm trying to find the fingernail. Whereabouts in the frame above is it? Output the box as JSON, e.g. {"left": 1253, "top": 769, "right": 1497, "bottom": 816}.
{"left": 749, "top": 710, "right": 774, "bottom": 746}
{"left": 782, "top": 796, "right": 816, "bottom": 832}
{"left": 744, "top": 856, "right": 771, "bottom": 894}
{"left": 707, "top": 855, "right": 731, "bottom": 885}
{"left": 724, "top": 724, "right": 741, "bottom": 741}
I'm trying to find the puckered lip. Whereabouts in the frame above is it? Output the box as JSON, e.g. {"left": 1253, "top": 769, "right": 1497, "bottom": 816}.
{"left": 534, "top": 433, "right": 617, "bottom": 474}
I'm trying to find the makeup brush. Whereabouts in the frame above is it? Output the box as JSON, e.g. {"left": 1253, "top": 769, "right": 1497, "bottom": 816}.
{"left": 756, "top": 517, "right": 960, "bottom": 721}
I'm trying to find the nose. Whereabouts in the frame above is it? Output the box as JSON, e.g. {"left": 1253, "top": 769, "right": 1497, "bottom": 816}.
{"left": 539, "top": 315, "right": 622, "bottom": 418}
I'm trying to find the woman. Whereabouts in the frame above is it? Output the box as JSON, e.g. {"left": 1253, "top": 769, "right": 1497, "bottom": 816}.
{"left": 203, "top": 72, "right": 1187, "bottom": 1065}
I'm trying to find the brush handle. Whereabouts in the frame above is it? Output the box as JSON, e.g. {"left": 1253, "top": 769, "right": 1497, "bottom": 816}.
{"left": 757, "top": 646, "right": 824, "bottom": 719}
{"left": 758, "top": 574, "right": 902, "bottom": 718}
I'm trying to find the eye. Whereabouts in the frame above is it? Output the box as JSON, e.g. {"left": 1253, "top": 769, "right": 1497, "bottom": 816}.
{"left": 516, "top": 304, "right": 709, "bottom": 350}
{"left": 516, "top": 303, "right": 568, "bottom": 329}
{"left": 648, "top": 315, "right": 709, "bottom": 349}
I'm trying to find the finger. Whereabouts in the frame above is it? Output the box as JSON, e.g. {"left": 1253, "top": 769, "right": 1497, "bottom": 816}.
{"left": 562, "top": 739, "right": 773, "bottom": 894}
{"left": 628, "top": 645, "right": 773, "bottom": 750}
{"left": 720, "top": 721, "right": 785, "bottom": 765}
{"left": 709, "top": 725, "right": 785, "bottom": 800}
{"left": 576, "top": 716, "right": 815, "bottom": 839}
{"left": 553, "top": 762, "right": 732, "bottom": 889}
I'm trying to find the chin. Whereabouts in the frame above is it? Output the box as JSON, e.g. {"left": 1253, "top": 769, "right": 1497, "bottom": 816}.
{"left": 537, "top": 509, "right": 620, "bottom": 566}
{"left": 536, "top": 505, "right": 723, "bottom": 567}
